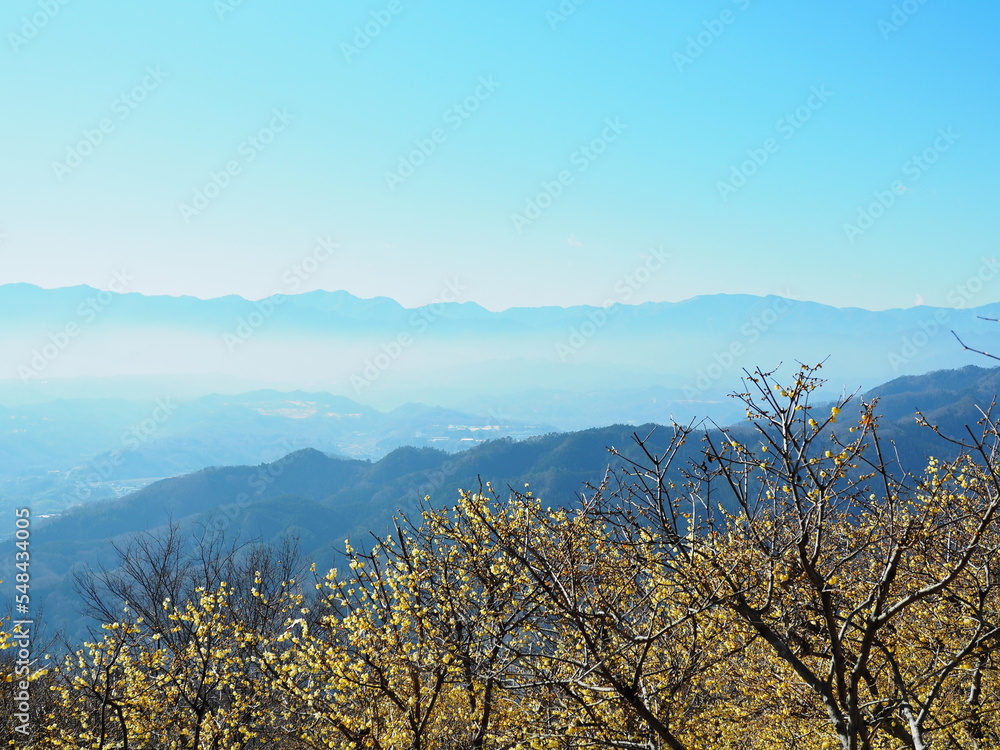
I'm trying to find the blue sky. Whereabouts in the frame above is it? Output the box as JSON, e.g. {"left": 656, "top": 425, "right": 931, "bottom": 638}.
{"left": 2, "top": 0, "right": 998, "bottom": 311}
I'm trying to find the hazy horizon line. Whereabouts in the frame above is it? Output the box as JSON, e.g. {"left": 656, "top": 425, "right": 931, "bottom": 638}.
{"left": 4, "top": 280, "right": 996, "bottom": 316}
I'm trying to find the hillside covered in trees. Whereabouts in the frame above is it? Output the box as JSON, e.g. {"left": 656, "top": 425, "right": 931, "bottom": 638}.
{"left": 7, "top": 365, "right": 1000, "bottom": 749}
{"left": 14, "top": 365, "right": 1000, "bottom": 645}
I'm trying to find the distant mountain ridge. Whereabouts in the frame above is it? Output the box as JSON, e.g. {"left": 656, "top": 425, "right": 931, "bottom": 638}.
{"left": 3, "top": 283, "right": 998, "bottom": 516}
{"left": 0, "top": 389, "right": 554, "bottom": 516}
{"left": 2, "top": 285, "right": 996, "bottom": 430}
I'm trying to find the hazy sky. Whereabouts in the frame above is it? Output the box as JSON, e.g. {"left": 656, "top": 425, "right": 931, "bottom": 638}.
{"left": 2, "top": 1, "right": 998, "bottom": 311}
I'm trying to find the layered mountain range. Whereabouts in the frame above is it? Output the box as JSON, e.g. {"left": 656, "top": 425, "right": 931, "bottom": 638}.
{"left": 10, "top": 363, "right": 1000, "bottom": 643}
{"left": 2, "top": 284, "right": 994, "bottom": 428}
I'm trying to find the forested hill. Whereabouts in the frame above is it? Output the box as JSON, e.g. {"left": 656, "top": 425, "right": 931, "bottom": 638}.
{"left": 27, "top": 422, "right": 673, "bottom": 641}
{"left": 858, "top": 364, "right": 1000, "bottom": 471}
{"left": 21, "top": 364, "right": 1000, "bottom": 642}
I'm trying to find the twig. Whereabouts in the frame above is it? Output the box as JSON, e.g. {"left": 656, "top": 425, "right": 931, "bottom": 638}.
{"left": 952, "top": 331, "right": 1000, "bottom": 362}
